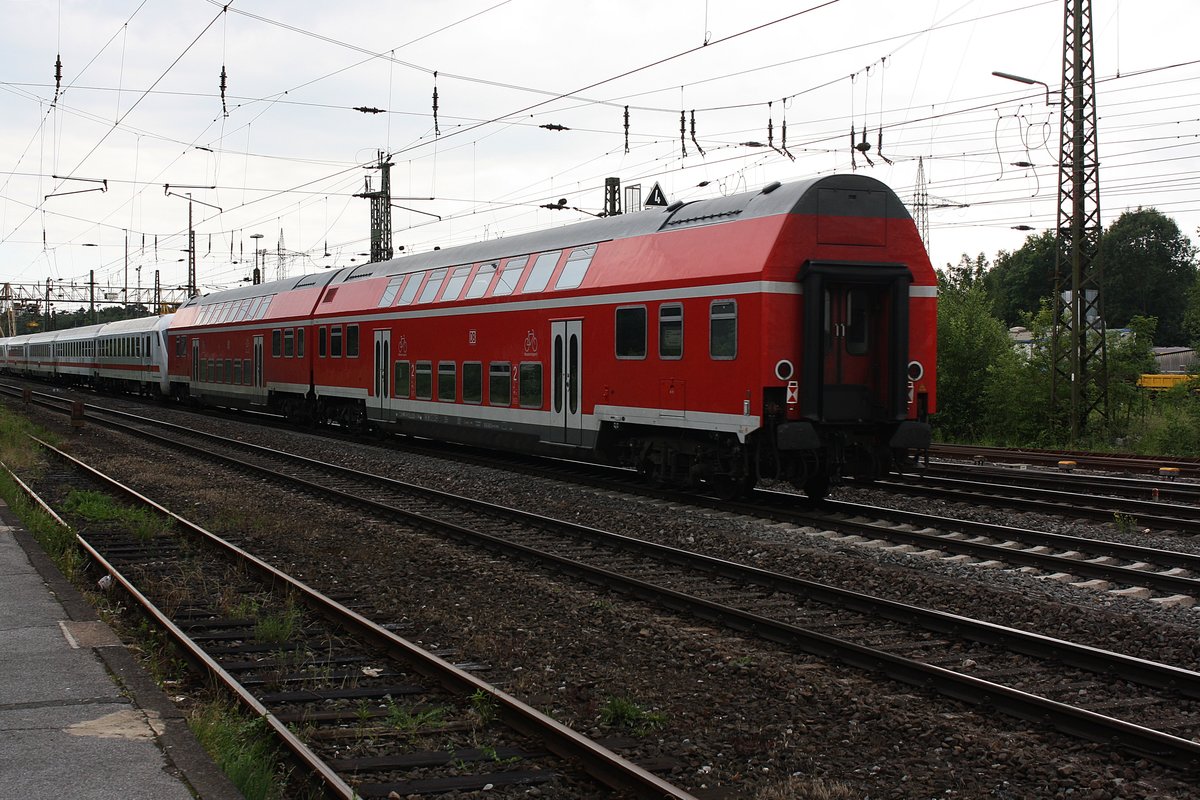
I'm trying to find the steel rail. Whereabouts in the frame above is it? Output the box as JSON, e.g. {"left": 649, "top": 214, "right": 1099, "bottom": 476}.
{"left": 30, "top": 412, "right": 1200, "bottom": 769}
{"left": 919, "top": 462, "right": 1200, "bottom": 503}
{"left": 869, "top": 474, "right": 1200, "bottom": 533}
{"left": 24, "top": 393, "right": 1200, "bottom": 676}
{"left": 25, "top": 435, "right": 698, "bottom": 800}
{"left": 932, "top": 443, "right": 1200, "bottom": 477}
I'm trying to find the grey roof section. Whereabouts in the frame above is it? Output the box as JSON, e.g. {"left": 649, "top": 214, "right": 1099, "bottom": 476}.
{"left": 181, "top": 268, "right": 345, "bottom": 309}
{"left": 188, "top": 174, "right": 911, "bottom": 303}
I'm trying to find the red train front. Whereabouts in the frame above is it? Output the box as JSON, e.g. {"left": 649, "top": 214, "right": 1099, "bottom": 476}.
{"left": 165, "top": 174, "right": 935, "bottom": 499}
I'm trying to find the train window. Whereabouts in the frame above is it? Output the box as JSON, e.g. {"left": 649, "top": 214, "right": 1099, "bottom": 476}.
{"left": 233, "top": 359, "right": 243, "bottom": 385}
{"left": 710, "top": 299, "right": 737, "bottom": 360}
{"left": 659, "top": 303, "right": 683, "bottom": 359}
{"left": 465, "top": 263, "right": 497, "bottom": 299}
{"left": 272, "top": 329, "right": 282, "bottom": 357}
{"left": 233, "top": 299, "right": 251, "bottom": 322}
{"left": 615, "top": 306, "right": 647, "bottom": 359}
{"left": 225, "top": 358, "right": 233, "bottom": 382}
{"left": 206, "top": 358, "right": 215, "bottom": 381}
{"left": 318, "top": 327, "right": 327, "bottom": 357}
{"left": 284, "top": 329, "right": 295, "bottom": 357}
{"left": 418, "top": 270, "right": 446, "bottom": 303}
{"left": 555, "top": 245, "right": 595, "bottom": 290}
{"left": 462, "top": 362, "right": 482, "bottom": 404}
{"left": 216, "top": 359, "right": 225, "bottom": 383}
{"left": 518, "top": 363, "right": 543, "bottom": 408}
{"left": 522, "top": 251, "right": 561, "bottom": 294}
{"left": 440, "top": 266, "right": 472, "bottom": 301}
{"left": 255, "top": 295, "right": 274, "bottom": 319}
{"left": 330, "top": 326, "right": 343, "bottom": 357}
{"left": 297, "top": 328, "right": 305, "bottom": 357}
{"left": 437, "top": 362, "right": 456, "bottom": 401}
{"left": 489, "top": 362, "right": 511, "bottom": 406}
{"left": 397, "top": 274, "right": 421, "bottom": 305}
{"left": 379, "top": 275, "right": 405, "bottom": 306}
{"left": 492, "top": 257, "right": 528, "bottom": 296}
{"left": 393, "top": 361, "right": 411, "bottom": 397}
{"left": 415, "top": 361, "right": 433, "bottom": 400}
{"left": 346, "top": 325, "right": 360, "bottom": 357}
{"left": 246, "top": 297, "right": 263, "bottom": 320}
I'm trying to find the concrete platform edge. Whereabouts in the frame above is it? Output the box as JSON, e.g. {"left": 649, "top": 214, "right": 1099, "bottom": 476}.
{"left": 1, "top": 501, "right": 244, "bottom": 800}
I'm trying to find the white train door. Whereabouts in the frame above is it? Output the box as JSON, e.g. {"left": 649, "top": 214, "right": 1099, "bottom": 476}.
{"left": 550, "top": 320, "right": 583, "bottom": 445}
{"left": 253, "top": 335, "right": 264, "bottom": 402}
{"left": 373, "top": 329, "right": 390, "bottom": 419}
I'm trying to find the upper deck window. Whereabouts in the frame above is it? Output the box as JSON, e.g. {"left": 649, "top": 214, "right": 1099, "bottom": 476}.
{"left": 465, "top": 263, "right": 497, "bottom": 299}
{"left": 379, "top": 275, "right": 405, "bottom": 306}
{"left": 418, "top": 270, "right": 446, "bottom": 303}
{"left": 398, "top": 274, "right": 421, "bottom": 305}
{"left": 254, "top": 295, "right": 274, "bottom": 319}
{"left": 521, "top": 251, "right": 561, "bottom": 294}
{"left": 554, "top": 245, "right": 595, "bottom": 290}
{"left": 440, "top": 266, "right": 472, "bottom": 302}
{"left": 492, "top": 257, "right": 527, "bottom": 296}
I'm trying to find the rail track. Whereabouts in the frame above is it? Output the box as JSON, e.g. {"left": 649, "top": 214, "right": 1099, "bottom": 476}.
{"left": 9, "top": 437, "right": 695, "bottom": 800}
{"left": 12, "top": 384, "right": 1200, "bottom": 602}
{"left": 14, "top": 388, "right": 1200, "bottom": 771}
{"left": 931, "top": 442, "right": 1200, "bottom": 478}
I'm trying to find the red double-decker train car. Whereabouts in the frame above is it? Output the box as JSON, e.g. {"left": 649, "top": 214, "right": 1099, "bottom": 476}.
{"left": 164, "top": 174, "right": 936, "bottom": 497}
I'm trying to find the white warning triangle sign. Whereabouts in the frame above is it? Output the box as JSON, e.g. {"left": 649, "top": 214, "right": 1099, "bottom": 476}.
{"left": 644, "top": 182, "right": 668, "bottom": 206}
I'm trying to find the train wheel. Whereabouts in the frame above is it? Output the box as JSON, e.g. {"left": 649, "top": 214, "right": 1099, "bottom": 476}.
{"left": 803, "top": 473, "right": 830, "bottom": 501}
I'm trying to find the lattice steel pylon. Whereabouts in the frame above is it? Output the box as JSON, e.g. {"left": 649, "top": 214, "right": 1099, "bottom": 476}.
{"left": 355, "top": 150, "right": 394, "bottom": 264}
{"left": 912, "top": 156, "right": 930, "bottom": 253}
{"left": 1050, "top": 0, "right": 1106, "bottom": 441}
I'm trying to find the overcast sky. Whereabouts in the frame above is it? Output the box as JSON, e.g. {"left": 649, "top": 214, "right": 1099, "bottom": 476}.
{"left": 1, "top": 0, "right": 1197, "bottom": 304}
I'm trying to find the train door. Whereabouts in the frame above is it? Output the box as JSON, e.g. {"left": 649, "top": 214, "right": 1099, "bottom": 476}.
{"left": 191, "top": 338, "right": 200, "bottom": 383}
{"left": 373, "top": 329, "right": 390, "bottom": 420}
{"left": 801, "top": 264, "right": 910, "bottom": 423}
{"left": 550, "top": 319, "right": 583, "bottom": 444}
{"left": 253, "top": 335, "right": 264, "bottom": 400}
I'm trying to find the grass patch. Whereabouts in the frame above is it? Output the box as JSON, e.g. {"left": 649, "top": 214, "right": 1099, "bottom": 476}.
{"left": 0, "top": 469, "right": 86, "bottom": 580}
{"left": 62, "top": 490, "right": 172, "bottom": 540}
{"left": 0, "top": 406, "right": 57, "bottom": 471}
{"left": 754, "top": 777, "right": 857, "bottom": 799}
{"left": 384, "top": 697, "right": 447, "bottom": 732}
{"left": 254, "top": 602, "right": 303, "bottom": 644}
{"left": 188, "top": 698, "right": 290, "bottom": 800}
{"left": 599, "top": 696, "right": 667, "bottom": 734}
{"left": 469, "top": 688, "right": 498, "bottom": 725}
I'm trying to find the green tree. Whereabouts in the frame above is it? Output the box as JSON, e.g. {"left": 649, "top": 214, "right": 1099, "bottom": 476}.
{"left": 984, "top": 230, "right": 1057, "bottom": 326}
{"left": 1098, "top": 208, "right": 1196, "bottom": 345}
{"left": 1105, "top": 315, "right": 1158, "bottom": 437}
{"left": 939, "top": 252, "right": 988, "bottom": 293}
{"left": 934, "top": 277, "right": 1014, "bottom": 440}
{"left": 977, "top": 303, "right": 1062, "bottom": 445}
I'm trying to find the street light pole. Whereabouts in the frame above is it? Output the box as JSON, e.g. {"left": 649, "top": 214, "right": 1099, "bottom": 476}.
{"left": 250, "top": 233, "right": 264, "bottom": 284}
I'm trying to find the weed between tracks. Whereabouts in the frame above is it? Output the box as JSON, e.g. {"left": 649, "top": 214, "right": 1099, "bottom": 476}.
{"left": 62, "top": 489, "right": 173, "bottom": 541}
{"left": 599, "top": 695, "right": 667, "bottom": 735}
